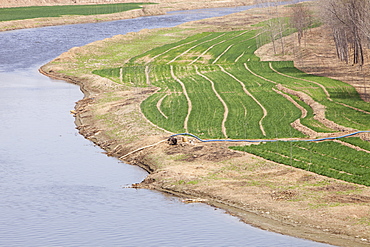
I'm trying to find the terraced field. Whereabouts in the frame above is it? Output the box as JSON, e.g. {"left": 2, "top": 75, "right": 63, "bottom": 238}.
{"left": 94, "top": 27, "right": 370, "bottom": 185}
{"left": 94, "top": 29, "right": 370, "bottom": 137}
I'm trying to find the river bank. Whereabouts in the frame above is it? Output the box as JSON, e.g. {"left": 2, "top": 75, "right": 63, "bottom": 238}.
{"left": 39, "top": 4, "right": 370, "bottom": 246}
{"left": 0, "top": 0, "right": 253, "bottom": 32}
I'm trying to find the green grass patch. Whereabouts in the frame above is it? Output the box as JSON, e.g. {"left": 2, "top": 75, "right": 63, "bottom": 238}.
{"left": 231, "top": 141, "right": 370, "bottom": 186}
{"left": 0, "top": 3, "right": 153, "bottom": 22}
{"left": 341, "top": 137, "right": 370, "bottom": 151}
{"left": 93, "top": 27, "right": 370, "bottom": 139}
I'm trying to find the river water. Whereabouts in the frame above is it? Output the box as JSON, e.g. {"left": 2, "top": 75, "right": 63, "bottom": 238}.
{"left": 0, "top": 4, "right": 332, "bottom": 247}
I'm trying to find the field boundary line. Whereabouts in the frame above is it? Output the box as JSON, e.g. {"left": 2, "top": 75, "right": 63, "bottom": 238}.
{"left": 277, "top": 84, "right": 356, "bottom": 132}
{"left": 235, "top": 51, "right": 245, "bottom": 63}
{"left": 190, "top": 30, "right": 253, "bottom": 65}
{"left": 335, "top": 102, "right": 370, "bottom": 115}
{"left": 272, "top": 88, "right": 307, "bottom": 118}
{"left": 167, "top": 33, "right": 226, "bottom": 64}
{"left": 195, "top": 66, "right": 228, "bottom": 138}
{"left": 156, "top": 93, "right": 169, "bottom": 119}
{"left": 244, "top": 62, "right": 357, "bottom": 132}
{"left": 334, "top": 140, "right": 370, "bottom": 154}
{"left": 145, "top": 38, "right": 203, "bottom": 65}
{"left": 139, "top": 98, "right": 174, "bottom": 135}
{"left": 119, "top": 67, "right": 123, "bottom": 83}
{"left": 145, "top": 65, "right": 150, "bottom": 85}
{"left": 291, "top": 119, "right": 319, "bottom": 138}
{"left": 170, "top": 65, "right": 191, "bottom": 132}
{"left": 269, "top": 62, "right": 332, "bottom": 101}
{"left": 271, "top": 59, "right": 370, "bottom": 114}
{"left": 219, "top": 65, "right": 267, "bottom": 136}
{"left": 190, "top": 40, "right": 226, "bottom": 64}
{"left": 272, "top": 89, "right": 320, "bottom": 138}
{"left": 212, "top": 44, "right": 233, "bottom": 64}
{"left": 244, "top": 63, "right": 276, "bottom": 84}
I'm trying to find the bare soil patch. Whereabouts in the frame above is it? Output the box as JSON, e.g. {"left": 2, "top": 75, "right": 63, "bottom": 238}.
{"left": 38, "top": 3, "right": 370, "bottom": 247}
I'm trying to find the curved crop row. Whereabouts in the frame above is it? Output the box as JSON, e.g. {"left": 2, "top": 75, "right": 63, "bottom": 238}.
{"left": 94, "top": 25, "right": 370, "bottom": 185}
{"left": 231, "top": 140, "right": 370, "bottom": 186}
{"left": 93, "top": 30, "right": 370, "bottom": 138}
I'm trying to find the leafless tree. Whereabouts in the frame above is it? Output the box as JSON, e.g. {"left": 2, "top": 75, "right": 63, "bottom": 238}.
{"left": 319, "top": 0, "right": 370, "bottom": 66}
{"left": 290, "top": 3, "right": 312, "bottom": 46}
{"left": 254, "top": 0, "right": 293, "bottom": 55}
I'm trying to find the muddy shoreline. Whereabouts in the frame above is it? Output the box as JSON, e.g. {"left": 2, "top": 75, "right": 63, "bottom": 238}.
{"left": 35, "top": 2, "right": 370, "bottom": 246}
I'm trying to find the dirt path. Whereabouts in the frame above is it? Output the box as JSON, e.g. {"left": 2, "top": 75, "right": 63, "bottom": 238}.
{"left": 335, "top": 102, "right": 370, "bottom": 115}
{"left": 334, "top": 140, "right": 370, "bottom": 154}
{"left": 270, "top": 88, "right": 321, "bottom": 138}
{"left": 145, "top": 66, "right": 150, "bottom": 85}
{"left": 212, "top": 44, "right": 233, "bottom": 64}
{"left": 234, "top": 51, "right": 245, "bottom": 62}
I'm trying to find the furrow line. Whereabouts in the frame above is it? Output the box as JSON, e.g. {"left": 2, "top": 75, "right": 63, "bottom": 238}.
{"left": 195, "top": 66, "right": 228, "bottom": 138}
{"left": 234, "top": 51, "right": 245, "bottom": 63}
{"left": 145, "top": 38, "right": 202, "bottom": 65}
{"left": 272, "top": 88, "right": 307, "bottom": 118}
{"left": 219, "top": 65, "right": 267, "bottom": 136}
{"left": 190, "top": 40, "right": 226, "bottom": 64}
{"left": 167, "top": 33, "right": 226, "bottom": 64}
{"left": 244, "top": 63, "right": 276, "bottom": 84}
{"left": 145, "top": 65, "right": 150, "bottom": 85}
{"left": 170, "top": 65, "right": 191, "bottom": 133}
{"left": 156, "top": 93, "right": 169, "bottom": 119}
{"left": 335, "top": 102, "right": 370, "bottom": 115}
{"left": 190, "top": 31, "right": 252, "bottom": 65}
{"left": 212, "top": 44, "right": 233, "bottom": 64}
{"left": 269, "top": 62, "right": 332, "bottom": 101}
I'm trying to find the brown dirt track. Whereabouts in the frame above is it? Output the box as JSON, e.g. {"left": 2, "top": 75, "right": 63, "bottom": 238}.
{"left": 6, "top": 0, "right": 370, "bottom": 246}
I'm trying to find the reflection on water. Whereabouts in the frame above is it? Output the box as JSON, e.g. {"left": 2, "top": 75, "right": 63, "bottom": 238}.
{"left": 0, "top": 5, "right": 332, "bottom": 247}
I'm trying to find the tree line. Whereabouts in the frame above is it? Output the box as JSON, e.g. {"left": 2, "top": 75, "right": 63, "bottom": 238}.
{"left": 319, "top": 0, "right": 370, "bottom": 67}
{"left": 255, "top": 0, "right": 370, "bottom": 67}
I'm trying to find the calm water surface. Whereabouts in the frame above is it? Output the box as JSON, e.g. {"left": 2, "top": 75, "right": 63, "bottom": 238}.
{"left": 0, "top": 4, "right": 332, "bottom": 247}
